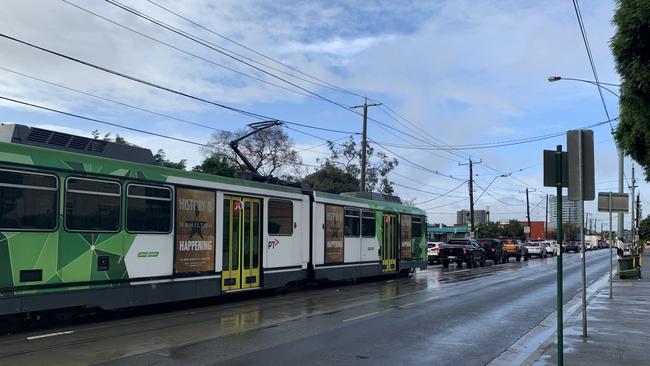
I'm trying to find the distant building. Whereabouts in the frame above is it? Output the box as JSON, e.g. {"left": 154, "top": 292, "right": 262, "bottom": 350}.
{"left": 521, "top": 221, "right": 546, "bottom": 240}
{"left": 548, "top": 195, "right": 582, "bottom": 228}
{"left": 456, "top": 209, "right": 489, "bottom": 226}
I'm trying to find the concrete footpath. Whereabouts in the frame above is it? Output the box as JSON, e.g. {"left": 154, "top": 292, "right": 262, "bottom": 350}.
{"left": 533, "top": 251, "right": 650, "bottom": 366}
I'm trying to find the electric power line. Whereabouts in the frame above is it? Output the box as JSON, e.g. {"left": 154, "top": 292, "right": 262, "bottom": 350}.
{"left": 0, "top": 32, "right": 359, "bottom": 136}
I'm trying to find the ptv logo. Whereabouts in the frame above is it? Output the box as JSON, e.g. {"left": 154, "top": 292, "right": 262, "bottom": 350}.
{"left": 268, "top": 239, "right": 280, "bottom": 249}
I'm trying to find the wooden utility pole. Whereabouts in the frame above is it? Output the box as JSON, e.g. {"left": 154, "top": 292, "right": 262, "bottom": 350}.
{"left": 459, "top": 158, "right": 481, "bottom": 237}
{"left": 545, "top": 194, "right": 549, "bottom": 239}
{"left": 351, "top": 97, "right": 381, "bottom": 192}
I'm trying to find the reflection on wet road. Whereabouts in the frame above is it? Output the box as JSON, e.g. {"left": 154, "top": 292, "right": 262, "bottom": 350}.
{"left": 0, "top": 251, "right": 612, "bottom": 366}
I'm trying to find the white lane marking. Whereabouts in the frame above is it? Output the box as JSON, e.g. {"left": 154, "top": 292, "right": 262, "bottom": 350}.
{"left": 27, "top": 331, "right": 74, "bottom": 340}
{"left": 397, "top": 296, "right": 440, "bottom": 309}
{"left": 342, "top": 311, "right": 381, "bottom": 323}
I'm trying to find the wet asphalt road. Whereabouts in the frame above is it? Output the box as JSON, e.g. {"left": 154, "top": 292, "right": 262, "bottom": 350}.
{"left": 0, "top": 250, "right": 612, "bottom": 366}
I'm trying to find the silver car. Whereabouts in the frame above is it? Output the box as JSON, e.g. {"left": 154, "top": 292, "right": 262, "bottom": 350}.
{"left": 544, "top": 240, "right": 557, "bottom": 256}
{"left": 524, "top": 241, "right": 547, "bottom": 258}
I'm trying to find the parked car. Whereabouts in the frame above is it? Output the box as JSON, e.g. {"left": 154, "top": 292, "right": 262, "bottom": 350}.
{"left": 476, "top": 238, "right": 507, "bottom": 264}
{"left": 564, "top": 241, "right": 580, "bottom": 253}
{"left": 598, "top": 240, "right": 609, "bottom": 249}
{"left": 438, "top": 239, "right": 486, "bottom": 268}
{"left": 502, "top": 238, "right": 529, "bottom": 262}
{"left": 427, "top": 242, "right": 444, "bottom": 264}
{"left": 524, "top": 241, "right": 547, "bottom": 258}
{"left": 544, "top": 240, "right": 557, "bottom": 256}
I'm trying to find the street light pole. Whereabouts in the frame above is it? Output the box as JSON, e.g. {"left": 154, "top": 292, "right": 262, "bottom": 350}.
{"left": 547, "top": 75, "right": 625, "bottom": 241}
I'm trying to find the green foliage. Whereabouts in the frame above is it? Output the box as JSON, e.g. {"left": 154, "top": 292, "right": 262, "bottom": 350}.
{"left": 202, "top": 126, "right": 301, "bottom": 176}
{"left": 638, "top": 215, "right": 650, "bottom": 242}
{"left": 476, "top": 221, "right": 501, "bottom": 238}
{"left": 154, "top": 149, "right": 187, "bottom": 170}
{"left": 611, "top": 0, "right": 650, "bottom": 180}
{"left": 192, "top": 154, "right": 235, "bottom": 177}
{"left": 303, "top": 161, "right": 359, "bottom": 194}
{"left": 501, "top": 220, "right": 525, "bottom": 240}
{"left": 320, "top": 136, "right": 398, "bottom": 193}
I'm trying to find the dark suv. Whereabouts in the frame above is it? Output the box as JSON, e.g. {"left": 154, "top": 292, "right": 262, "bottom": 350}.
{"left": 476, "top": 238, "right": 507, "bottom": 264}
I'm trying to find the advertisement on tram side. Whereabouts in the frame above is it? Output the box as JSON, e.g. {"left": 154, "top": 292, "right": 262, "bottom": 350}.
{"left": 175, "top": 188, "right": 216, "bottom": 273}
{"left": 325, "top": 205, "right": 344, "bottom": 263}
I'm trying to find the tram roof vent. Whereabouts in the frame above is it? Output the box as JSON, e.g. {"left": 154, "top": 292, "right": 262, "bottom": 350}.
{"left": 340, "top": 191, "right": 402, "bottom": 203}
{"left": 0, "top": 124, "right": 156, "bottom": 165}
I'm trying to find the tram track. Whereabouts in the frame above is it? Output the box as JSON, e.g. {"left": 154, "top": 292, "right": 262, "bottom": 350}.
{"left": 0, "top": 253, "right": 601, "bottom": 365}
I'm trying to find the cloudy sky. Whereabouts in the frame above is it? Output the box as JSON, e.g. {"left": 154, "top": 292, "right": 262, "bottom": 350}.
{"left": 0, "top": 0, "right": 642, "bottom": 228}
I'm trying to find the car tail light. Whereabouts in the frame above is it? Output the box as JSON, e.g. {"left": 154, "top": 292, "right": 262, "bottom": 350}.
{"left": 463, "top": 248, "right": 467, "bottom": 254}
{"left": 492, "top": 248, "right": 496, "bottom": 252}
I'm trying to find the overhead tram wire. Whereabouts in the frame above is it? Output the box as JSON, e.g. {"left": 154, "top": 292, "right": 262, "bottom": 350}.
{"left": 412, "top": 179, "right": 469, "bottom": 205}
{"left": 103, "top": 0, "right": 365, "bottom": 113}
{"left": 0, "top": 95, "right": 323, "bottom": 170}
{"left": 104, "top": 0, "right": 502, "bottom": 151}
{"left": 61, "top": 0, "right": 317, "bottom": 100}
{"left": 374, "top": 118, "right": 616, "bottom": 150}
{"left": 391, "top": 182, "right": 467, "bottom": 199}
{"left": 144, "top": 0, "right": 366, "bottom": 99}
{"left": 572, "top": 0, "right": 613, "bottom": 129}
{"left": 0, "top": 66, "right": 227, "bottom": 133}
{"left": 367, "top": 137, "right": 465, "bottom": 182}
{"left": 0, "top": 96, "right": 211, "bottom": 148}
{"left": 0, "top": 32, "right": 359, "bottom": 136}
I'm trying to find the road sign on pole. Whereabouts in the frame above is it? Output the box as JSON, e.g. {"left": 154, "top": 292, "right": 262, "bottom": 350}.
{"left": 543, "top": 145, "right": 565, "bottom": 366}
{"left": 567, "top": 130, "right": 595, "bottom": 201}
{"left": 598, "top": 192, "right": 629, "bottom": 300}
{"left": 567, "top": 129, "right": 595, "bottom": 339}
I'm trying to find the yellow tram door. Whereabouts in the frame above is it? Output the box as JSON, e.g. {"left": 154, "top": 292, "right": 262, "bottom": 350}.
{"left": 222, "top": 196, "right": 261, "bottom": 291}
{"left": 382, "top": 214, "right": 398, "bottom": 272}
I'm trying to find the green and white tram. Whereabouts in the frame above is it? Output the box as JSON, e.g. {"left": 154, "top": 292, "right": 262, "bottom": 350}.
{"left": 0, "top": 124, "right": 426, "bottom": 316}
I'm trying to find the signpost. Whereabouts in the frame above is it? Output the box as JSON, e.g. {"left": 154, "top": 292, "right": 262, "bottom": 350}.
{"left": 598, "top": 192, "right": 629, "bottom": 298}
{"left": 567, "top": 130, "right": 595, "bottom": 339}
{"left": 543, "top": 130, "right": 595, "bottom": 366}
{"left": 543, "top": 145, "right": 568, "bottom": 366}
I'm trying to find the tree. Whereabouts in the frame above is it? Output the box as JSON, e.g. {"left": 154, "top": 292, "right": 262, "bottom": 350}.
{"left": 611, "top": 1, "right": 650, "bottom": 180}
{"left": 476, "top": 221, "right": 500, "bottom": 238}
{"left": 321, "top": 136, "right": 398, "bottom": 193}
{"left": 638, "top": 215, "right": 650, "bottom": 242}
{"left": 501, "top": 220, "right": 525, "bottom": 240}
{"left": 202, "top": 126, "right": 301, "bottom": 176}
{"left": 192, "top": 154, "right": 235, "bottom": 177}
{"left": 303, "top": 162, "right": 359, "bottom": 194}
{"left": 154, "top": 149, "right": 187, "bottom": 170}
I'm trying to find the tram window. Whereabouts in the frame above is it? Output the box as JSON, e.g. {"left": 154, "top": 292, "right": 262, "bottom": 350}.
{"left": 126, "top": 184, "right": 172, "bottom": 233}
{"left": 268, "top": 200, "right": 293, "bottom": 235}
{"left": 65, "top": 177, "right": 120, "bottom": 232}
{"left": 361, "top": 210, "right": 375, "bottom": 237}
{"left": 0, "top": 169, "right": 57, "bottom": 231}
{"left": 344, "top": 208, "right": 361, "bottom": 237}
{"left": 412, "top": 217, "right": 423, "bottom": 238}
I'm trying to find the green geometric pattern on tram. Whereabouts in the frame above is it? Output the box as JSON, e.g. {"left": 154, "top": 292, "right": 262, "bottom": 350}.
{"left": 57, "top": 233, "right": 91, "bottom": 273}
{"left": 0, "top": 232, "right": 59, "bottom": 287}
{"left": 0, "top": 233, "right": 13, "bottom": 288}
{"left": 93, "top": 249, "right": 127, "bottom": 281}
{"left": 63, "top": 160, "right": 86, "bottom": 172}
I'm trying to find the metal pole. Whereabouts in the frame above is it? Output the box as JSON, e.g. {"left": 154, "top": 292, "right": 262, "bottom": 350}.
{"left": 556, "top": 145, "right": 564, "bottom": 366}
{"left": 578, "top": 132, "right": 587, "bottom": 338}
{"left": 609, "top": 192, "right": 613, "bottom": 299}
{"left": 360, "top": 98, "right": 368, "bottom": 192}
{"left": 631, "top": 165, "right": 636, "bottom": 244}
{"left": 526, "top": 188, "right": 531, "bottom": 240}
{"left": 580, "top": 200, "right": 587, "bottom": 337}
{"left": 618, "top": 148, "right": 624, "bottom": 241}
